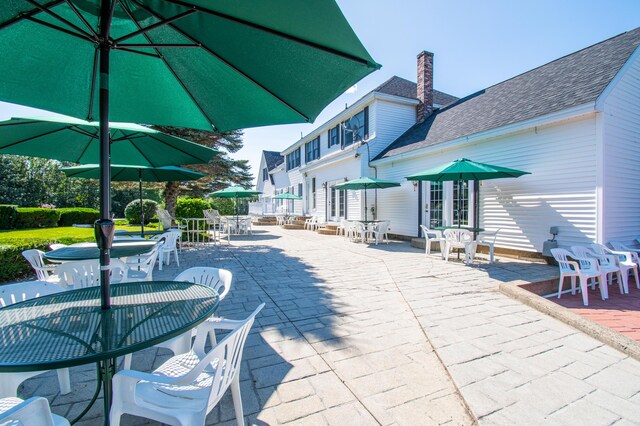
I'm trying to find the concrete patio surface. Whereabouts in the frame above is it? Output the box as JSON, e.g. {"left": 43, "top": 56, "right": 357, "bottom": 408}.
{"left": 17, "top": 226, "right": 640, "bottom": 425}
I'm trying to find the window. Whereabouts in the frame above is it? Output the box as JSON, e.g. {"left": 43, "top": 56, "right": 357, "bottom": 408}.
{"left": 328, "top": 125, "right": 340, "bottom": 148}
{"left": 429, "top": 182, "right": 444, "bottom": 228}
{"left": 298, "top": 183, "right": 303, "bottom": 197}
{"left": 453, "top": 181, "right": 469, "bottom": 226}
{"left": 342, "top": 106, "right": 369, "bottom": 148}
{"left": 286, "top": 148, "right": 301, "bottom": 170}
{"left": 262, "top": 168, "right": 268, "bottom": 181}
{"left": 339, "top": 189, "right": 346, "bottom": 217}
{"left": 312, "top": 178, "right": 316, "bottom": 209}
{"left": 331, "top": 187, "right": 336, "bottom": 217}
{"left": 305, "top": 137, "right": 320, "bottom": 162}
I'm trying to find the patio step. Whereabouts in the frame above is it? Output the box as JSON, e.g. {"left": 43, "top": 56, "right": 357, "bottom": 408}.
{"left": 282, "top": 224, "right": 305, "bottom": 230}
{"left": 317, "top": 228, "right": 338, "bottom": 235}
{"left": 254, "top": 217, "right": 277, "bottom": 226}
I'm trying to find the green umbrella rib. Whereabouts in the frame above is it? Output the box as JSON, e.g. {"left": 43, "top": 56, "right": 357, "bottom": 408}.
{"left": 24, "top": 0, "right": 96, "bottom": 41}
{"left": 64, "top": 0, "right": 98, "bottom": 38}
{"left": 0, "top": 0, "right": 65, "bottom": 31}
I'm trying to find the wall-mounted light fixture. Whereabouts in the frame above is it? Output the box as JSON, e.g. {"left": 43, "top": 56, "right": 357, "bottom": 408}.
{"left": 354, "top": 153, "right": 360, "bottom": 158}
{"left": 412, "top": 181, "right": 419, "bottom": 191}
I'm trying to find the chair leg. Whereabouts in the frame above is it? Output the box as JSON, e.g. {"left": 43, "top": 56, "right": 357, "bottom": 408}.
{"left": 599, "top": 274, "right": 608, "bottom": 300}
{"left": 57, "top": 368, "right": 71, "bottom": 394}
{"left": 489, "top": 244, "right": 494, "bottom": 264}
{"left": 174, "top": 248, "right": 180, "bottom": 267}
{"left": 618, "top": 271, "right": 626, "bottom": 294}
{"left": 122, "top": 354, "right": 132, "bottom": 370}
{"left": 230, "top": 375, "right": 245, "bottom": 426}
{"left": 570, "top": 276, "right": 576, "bottom": 294}
{"left": 634, "top": 266, "right": 640, "bottom": 289}
{"left": 557, "top": 274, "right": 564, "bottom": 298}
{"left": 579, "top": 276, "right": 589, "bottom": 306}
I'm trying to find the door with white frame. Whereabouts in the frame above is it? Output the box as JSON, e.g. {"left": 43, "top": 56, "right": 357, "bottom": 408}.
{"left": 423, "top": 181, "right": 474, "bottom": 231}
{"left": 328, "top": 181, "right": 347, "bottom": 222}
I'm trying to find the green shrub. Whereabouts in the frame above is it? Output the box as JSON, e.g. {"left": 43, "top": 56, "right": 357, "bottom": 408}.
{"left": 14, "top": 208, "right": 60, "bottom": 229}
{"left": 124, "top": 199, "right": 158, "bottom": 225}
{"left": 114, "top": 218, "right": 128, "bottom": 226}
{"left": 0, "top": 205, "right": 18, "bottom": 229}
{"left": 57, "top": 207, "right": 100, "bottom": 226}
{"left": 176, "top": 197, "right": 210, "bottom": 218}
{"left": 209, "top": 198, "right": 236, "bottom": 216}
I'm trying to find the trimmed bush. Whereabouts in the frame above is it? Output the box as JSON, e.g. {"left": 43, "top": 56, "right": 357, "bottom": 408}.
{"left": 124, "top": 199, "right": 158, "bottom": 225}
{"left": 209, "top": 198, "right": 236, "bottom": 216}
{"left": 14, "top": 208, "right": 60, "bottom": 229}
{"left": 175, "top": 197, "right": 210, "bottom": 218}
{"left": 0, "top": 205, "right": 18, "bottom": 229}
{"left": 57, "top": 207, "right": 100, "bottom": 226}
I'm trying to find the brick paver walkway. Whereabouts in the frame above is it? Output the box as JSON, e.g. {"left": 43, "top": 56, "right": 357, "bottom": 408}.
{"left": 16, "top": 226, "right": 640, "bottom": 425}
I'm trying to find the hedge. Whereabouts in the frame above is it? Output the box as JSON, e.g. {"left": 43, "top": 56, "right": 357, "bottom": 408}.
{"left": 124, "top": 199, "right": 158, "bottom": 225}
{"left": 176, "top": 197, "right": 210, "bottom": 219}
{"left": 0, "top": 205, "right": 18, "bottom": 229}
{"left": 57, "top": 207, "right": 100, "bottom": 226}
{"left": 14, "top": 208, "right": 60, "bottom": 229}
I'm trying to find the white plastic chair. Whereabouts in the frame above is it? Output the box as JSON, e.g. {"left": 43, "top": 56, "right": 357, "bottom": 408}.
{"left": 152, "top": 232, "right": 180, "bottom": 269}
{"left": 110, "top": 304, "right": 265, "bottom": 426}
{"left": 551, "top": 248, "right": 605, "bottom": 306}
{"left": 590, "top": 243, "right": 638, "bottom": 294}
{"left": 609, "top": 241, "right": 640, "bottom": 265}
{"left": 123, "top": 267, "right": 233, "bottom": 370}
{"left": 349, "top": 222, "right": 367, "bottom": 243}
{"left": 443, "top": 229, "right": 475, "bottom": 264}
{"left": 372, "top": 221, "right": 390, "bottom": 245}
{"left": 419, "top": 225, "right": 444, "bottom": 256}
{"left": 239, "top": 217, "right": 253, "bottom": 235}
{"left": 48, "top": 243, "right": 67, "bottom": 251}
{"left": 22, "top": 249, "right": 58, "bottom": 282}
{"left": 572, "top": 246, "right": 620, "bottom": 295}
{"left": 336, "top": 218, "right": 347, "bottom": 236}
{"left": 0, "top": 281, "right": 71, "bottom": 398}
{"left": 56, "top": 259, "right": 128, "bottom": 289}
{"left": 475, "top": 228, "right": 500, "bottom": 264}
{"left": 0, "top": 396, "right": 69, "bottom": 426}
{"left": 304, "top": 216, "right": 318, "bottom": 230}
{"left": 123, "top": 241, "right": 164, "bottom": 281}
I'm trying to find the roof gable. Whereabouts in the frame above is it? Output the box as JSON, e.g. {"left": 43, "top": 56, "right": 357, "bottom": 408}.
{"left": 263, "top": 150, "right": 284, "bottom": 171}
{"left": 377, "top": 27, "right": 640, "bottom": 160}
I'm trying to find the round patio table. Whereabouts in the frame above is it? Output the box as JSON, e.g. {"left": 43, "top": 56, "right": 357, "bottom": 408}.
{"left": 44, "top": 240, "right": 157, "bottom": 262}
{"left": 0, "top": 281, "right": 219, "bottom": 425}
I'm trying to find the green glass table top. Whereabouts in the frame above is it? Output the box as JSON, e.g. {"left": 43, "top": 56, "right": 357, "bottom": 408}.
{"left": 44, "top": 241, "right": 157, "bottom": 261}
{"left": 113, "top": 230, "right": 166, "bottom": 237}
{"left": 0, "top": 282, "right": 219, "bottom": 372}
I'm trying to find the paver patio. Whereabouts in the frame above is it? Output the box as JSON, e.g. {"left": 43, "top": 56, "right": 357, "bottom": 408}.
{"left": 17, "top": 226, "right": 640, "bottom": 425}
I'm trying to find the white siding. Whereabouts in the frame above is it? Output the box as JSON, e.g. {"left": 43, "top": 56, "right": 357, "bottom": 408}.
{"left": 368, "top": 100, "right": 417, "bottom": 159}
{"left": 600, "top": 51, "right": 640, "bottom": 245}
{"left": 304, "top": 157, "right": 362, "bottom": 222}
{"left": 376, "top": 115, "right": 598, "bottom": 252}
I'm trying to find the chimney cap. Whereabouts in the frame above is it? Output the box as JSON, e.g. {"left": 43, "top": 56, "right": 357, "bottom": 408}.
{"left": 417, "top": 50, "right": 434, "bottom": 57}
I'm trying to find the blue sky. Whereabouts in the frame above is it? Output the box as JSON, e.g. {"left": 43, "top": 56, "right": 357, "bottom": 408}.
{"left": 1, "top": 1, "right": 639, "bottom": 185}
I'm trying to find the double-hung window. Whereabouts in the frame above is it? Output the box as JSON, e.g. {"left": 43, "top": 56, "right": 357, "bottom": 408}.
{"left": 286, "top": 148, "right": 301, "bottom": 170}
{"left": 305, "top": 137, "right": 320, "bottom": 162}
{"left": 328, "top": 125, "right": 340, "bottom": 148}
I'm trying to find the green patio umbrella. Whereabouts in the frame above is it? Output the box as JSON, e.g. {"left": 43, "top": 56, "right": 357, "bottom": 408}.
{"left": 211, "top": 186, "right": 262, "bottom": 225}
{"left": 333, "top": 177, "right": 401, "bottom": 221}
{"left": 274, "top": 192, "right": 302, "bottom": 215}
{"left": 0, "top": 117, "right": 219, "bottom": 166}
{"left": 406, "top": 158, "right": 530, "bottom": 228}
{"left": 0, "top": 1, "right": 379, "bottom": 314}
{"left": 62, "top": 164, "right": 206, "bottom": 235}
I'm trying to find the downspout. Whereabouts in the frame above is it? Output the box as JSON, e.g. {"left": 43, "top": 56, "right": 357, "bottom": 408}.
{"left": 417, "top": 181, "right": 423, "bottom": 236}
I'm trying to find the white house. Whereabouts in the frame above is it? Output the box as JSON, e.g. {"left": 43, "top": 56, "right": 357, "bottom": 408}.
{"left": 254, "top": 150, "right": 288, "bottom": 214}
{"left": 373, "top": 28, "right": 640, "bottom": 253}
{"left": 266, "top": 27, "right": 640, "bottom": 255}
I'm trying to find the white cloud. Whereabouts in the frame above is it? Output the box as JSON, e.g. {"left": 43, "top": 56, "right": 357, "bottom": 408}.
{"left": 346, "top": 85, "right": 358, "bottom": 94}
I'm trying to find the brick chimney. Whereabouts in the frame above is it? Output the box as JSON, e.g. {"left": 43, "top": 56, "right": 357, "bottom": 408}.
{"left": 416, "top": 51, "right": 434, "bottom": 122}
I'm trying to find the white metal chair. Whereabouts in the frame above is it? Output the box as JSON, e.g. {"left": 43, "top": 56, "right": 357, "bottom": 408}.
{"left": 443, "top": 229, "right": 475, "bottom": 263}
{"left": 110, "top": 304, "right": 264, "bottom": 426}
{"left": 571, "top": 246, "right": 620, "bottom": 295}
{"left": 419, "top": 225, "right": 444, "bottom": 256}
{"left": 591, "top": 243, "right": 638, "bottom": 294}
{"left": 56, "top": 259, "right": 128, "bottom": 289}
{"left": 0, "top": 396, "right": 69, "bottom": 426}
{"left": 0, "top": 281, "right": 71, "bottom": 398}
{"left": 551, "top": 248, "right": 605, "bottom": 306}
{"left": 475, "top": 228, "right": 500, "bottom": 264}
{"left": 123, "top": 241, "right": 164, "bottom": 281}
{"left": 123, "top": 267, "right": 233, "bottom": 370}
{"left": 22, "top": 249, "right": 59, "bottom": 282}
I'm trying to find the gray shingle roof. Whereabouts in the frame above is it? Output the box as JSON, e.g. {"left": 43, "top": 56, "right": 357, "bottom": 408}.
{"left": 372, "top": 76, "right": 459, "bottom": 107}
{"left": 376, "top": 28, "right": 640, "bottom": 160}
{"left": 263, "top": 150, "right": 283, "bottom": 171}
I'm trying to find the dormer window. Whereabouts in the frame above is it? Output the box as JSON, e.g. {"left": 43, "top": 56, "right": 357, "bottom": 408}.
{"left": 342, "top": 106, "right": 369, "bottom": 148}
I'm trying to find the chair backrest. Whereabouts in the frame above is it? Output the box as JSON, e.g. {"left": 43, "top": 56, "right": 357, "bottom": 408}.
{"left": 419, "top": 225, "right": 441, "bottom": 240}
{"left": 57, "top": 259, "right": 127, "bottom": 288}
{"left": 443, "top": 228, "right": 473, "bottom": 243}
{"left": 203, "top": 209, "right": 221, "bottom": 224}
{"left": 608, "top": 240, "right": 634, "bottom": 252}
{"left": 570, "top": 246, "right": 602, "bottom": 269}
{"left": 0, "top": 396, "right": 59, "bottom": 426}
{"left": 158, "top": 231, "right": 179, "bottom": 250}
{"left": 126, "top": 241, "right": 164, "bottom": 274}
{"left": 48, "top": 243, "right": 67, "bottom": 251}
{"left": 375, "top": 222, "right": 390, "bottom": 242}
{"left": 174, "top": 267, "right": 232, "bottom": 301}
{"left": 551, "top": 248, "right": 582, "bottom": 273}
{"left": 21, "top": 250, "right": 50, "bottom": 281}
{"left": 478, "top": 228, "right": 500, "bottom": 244}
{"left": 0, "top": 281, "right": 64, "bottom": 308}
{"left": 156, "top": 209, "right": 173, "bottom": 230}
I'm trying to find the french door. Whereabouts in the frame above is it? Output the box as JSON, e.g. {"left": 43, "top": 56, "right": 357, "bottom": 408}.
{"left": 423, "top": 181, "right": 473, "bottom": 229}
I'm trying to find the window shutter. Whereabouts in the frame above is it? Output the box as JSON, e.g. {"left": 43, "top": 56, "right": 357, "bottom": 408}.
{"left": 364, "top": 106, "right": 369, "bottom": 139}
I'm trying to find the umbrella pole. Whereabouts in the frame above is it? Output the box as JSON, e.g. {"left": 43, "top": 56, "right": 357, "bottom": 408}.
{"left": 364, "top": 188, "right": 367, "bottom": 221}
{"left": 139, "top": 169, "right": 144, "bottom": 237}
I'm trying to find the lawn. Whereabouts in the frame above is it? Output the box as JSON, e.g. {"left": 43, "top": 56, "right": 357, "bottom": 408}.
{"left": 0, "top": 224, "right": 161, "bottom": 245}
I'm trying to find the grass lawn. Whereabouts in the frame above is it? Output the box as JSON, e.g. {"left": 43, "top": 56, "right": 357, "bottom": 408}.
{"left": 0, "top": 224, "right": 160, "bottom": 244}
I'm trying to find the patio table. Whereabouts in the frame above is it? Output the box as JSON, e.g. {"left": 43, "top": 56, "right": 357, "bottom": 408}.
{"left": 0, "top": 281, "right": 219, "bottom": 425}
{"left": 44, "top": 241, "right": 157, "bottom": 262}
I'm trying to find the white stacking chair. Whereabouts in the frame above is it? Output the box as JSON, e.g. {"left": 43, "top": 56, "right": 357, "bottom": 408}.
{"left": 123, "top": 241, "right": 164, "bottom": 281}
{"left": 551, "top": 248, "right": 605, "bottom": 306}
{"left": 152, "top": 232, "right": 180, "bottom": 269}
{"left": 591, "top": 243, "right": 638, "bottom": 294}
{"left": 21, "top": 249, "right": 59, "bottom": 282}
{"left": 110, "top": 304, "right": 265, "bottom": 426}
{"left": 0, "top": 281, "right": 71, "bottom": 398}
{"left": 48, "top": 243, "right": 67, "bottom": 251}
{"left": 571, "top": 246, "right": 620, "bottom": 295}
{"left": 443, "top": 229, "right": 475, "bottom": 264}
{"left": 372, "top": 221, "right": 390, "bottom": 245}
{"left": 609, "top": 241, "right": 640, "bottom": 265}
{"left": 336, "top": 218, "right": 348, "bottom": 236}
{"left": 419, "top": 225, "right": 444, "bottom": 256}
{"left": 123, "top": 267, "right": 233, "bottom": 370}
{"left": 475, "top": 228, "right": 500, "bottom": 264}
{"left": 0, "top": 396, "right": 69, "bottom": 426}
{"left": 56, "top": 259, "right": 128, "bottom": 289}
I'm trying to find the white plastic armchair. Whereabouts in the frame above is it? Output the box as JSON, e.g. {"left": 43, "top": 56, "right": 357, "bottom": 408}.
{"left": 304, "top": 216, "right": 317, "bottom": 230}
{"left": 475, "top": 228, "right": 500, "bottom": 264}
{"left": 110, "top": 304, "right": 265, "bottom": 426}
{"left": 123, "top": 241, "right": 164, "bottom": 281}
{"left": 372, "top": 221, "right": 390, "bottom": 245}
{"left": 22, "top": 249, "right": 58, "bottom": 282}
{"left": 551, "top": 248, "right": 604, "bottom": 306}
{"left": 0, "top": 396, "right": 69, "bottom": 426}
{"left": 0, "top": 282, "right": 71, "bottom": 398}
{"left": 572, "top": 245, "right": 620, "bottom": 295}
{"left": 56, "top": 259, "right": 128, "bottom": 289}
{"left": 443, "top": 229, "right": 475, "bottom": 264}
{"left": 591, "top": 243, "right": 638, "bottom": 294}
{"left": 609, "top": 241, "right": 640, "bottom": 265}
{"left": 419, "top": 225, "right": 444, "bottom": 257}
{"left": 152, "top": 232, "right": 180, "bottom": 269}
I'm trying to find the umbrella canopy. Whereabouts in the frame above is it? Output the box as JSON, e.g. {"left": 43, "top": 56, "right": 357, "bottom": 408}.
{"left": 274, "top": 193, "right": 302, "bottom": 200}
{"left": 405, "top": 158, "right": 530, "bottom": 182}
{"left": 63, "top": 164, "right": 205, "bottom": 236}
{"left": 0, "top": 117, "right": 218, "bottom": 167}
{"left": 333, "top": 177, "right": 400, "bottom": 221}
{"left": 211, "top": 187, "right": 262, "bottom": 199}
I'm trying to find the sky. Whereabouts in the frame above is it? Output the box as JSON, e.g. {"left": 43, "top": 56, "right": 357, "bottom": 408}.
{"left": 1, "top": 0, "right": 639, "bottom": 187}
